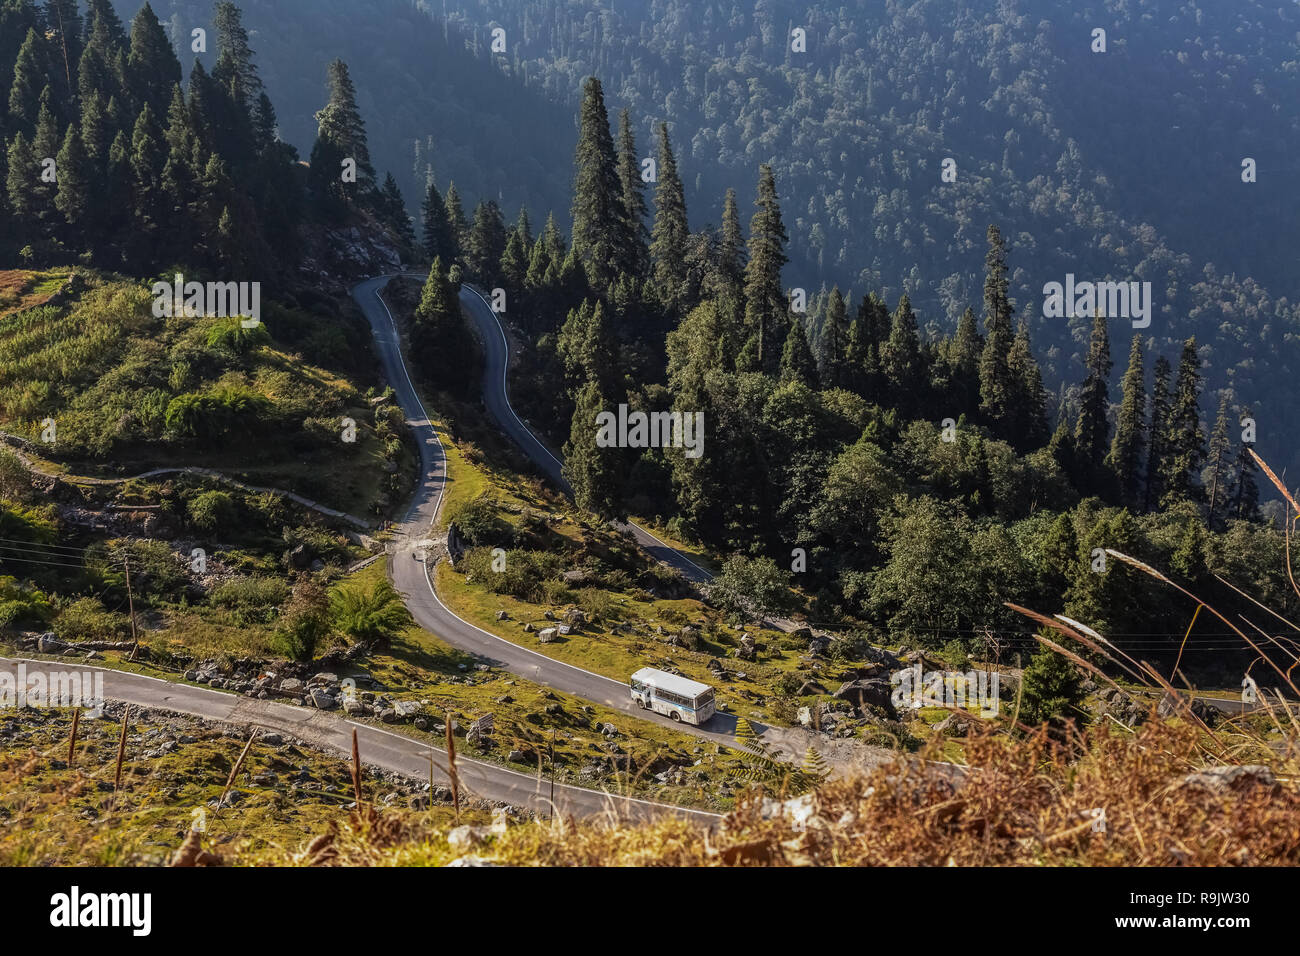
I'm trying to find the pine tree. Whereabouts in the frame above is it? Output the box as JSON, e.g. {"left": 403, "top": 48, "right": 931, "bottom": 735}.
{"left": 1229, "top": 410, "right": 1260, "bottom": 521}
{"left": 540, "top": 210, "right": 565, "bottom": 262}
{"left": 881, "top": 293, "right": 923, "bottom": 409}
{"left": 650, "top": 121, "right": 689, "bottom": 310}
{"left": 409, "top": 257, "right": 475, "bottom": 394}
{"left": 615, "top": 108, "right": 649, "bottom": 277}
{"left": 819, "top": 287, "right": 849, "bottom": 388}
{"left": 466, "top": 199, "right": 507, "bottom": 285}
{"left": 1143, "top": 356, "right": 1173, "bottom": 511}
{"left": 0, "top": 3, "right": 41, "bottom": 112}
{"left": 213, "top": 2, "right": 263, "bottom": 111}
{"left": 718, "top": 187, "right": 745, "bottom": 292}
{"left": 978, "top": 225, "right": 1016, "bottom": 433}
{"left": 85, "top": 0, "right": 127, "bottom": 48}
{"left": 779, "top": 317, "right": 819, "bottom": 388}
{"left": 514, "top": 206, "right": 533, "bottom": 248}
{"left": 950, "top": 306, "right": 983, "bottom": 415}
{"left": 127, "top": 100, "right": 166, "bottom": 262}
{"left": 126, "top": 2, "right": 181, "bottom": 118}
{"left": 378, "top": 172, "right": 415, "bottom": 248}
{"left": 1074, "top": 310, "right": 1112, "bottom": 478}
{"left": 310, "top": 59, "right": 374, "bottom": 204}
{"left": 1049, "top": 396, "right": 1078, "bottom": 478}
{"left": 44, "top": 0, "right": 83, "bottom": 103}
{"left": 569, "top": 77, "right": 627, "bottom": 291}
{"left": 5, "top": 132, "right": 35, "bottom": 243}
{"left": 1107, "top": 335, "right": 1146, "bottom": 507}
{"left": 500, "top": 229, "right": 528, "bottom": 292}
{"left": 1161, "top": 338, "right": 1206, "bottom": 505}
{"left": 77, "top": 10, "right": 125, "bottom": 109}
{"left": 53, "top": 118, "right": 90, "bottom": 239}
{"left": 563, "top": 380, "right": 624, "bottom": 520}
{"left": 443, "top": 181, "right": 468, "bottom": 262}
{"left": 420, "top": 179, "right": 453, "bottom": 262}
{"left": 1008, "top": 320, "right": 1050, "bottom": 449}
{"left": 29, "top": 89, "right": 60, "bottom": 241}
{"left": 743, "top": 164, "right": 789, "bottom": 374}
{"left": 557, "top": 299, "right": 617, "bottom": 391}
{"left": 1204, "top": 392, "right": 1233, "bottom": 526}
{"left": 8, "top": 28, "right": 47, "bottom": 133}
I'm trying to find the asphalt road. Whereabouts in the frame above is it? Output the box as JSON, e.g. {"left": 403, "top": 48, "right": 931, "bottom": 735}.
{"left": 455, "top": 283, "right": 713, "bottom": 583}
{"left": 0, "top": 656, "right": 720, "bottom": 824}
{"left": 350, "top": 276, "right": 756, "bottom": 748}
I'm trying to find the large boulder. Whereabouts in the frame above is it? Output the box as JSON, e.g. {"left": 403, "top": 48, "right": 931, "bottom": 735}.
{"left": 309, "top": 689, "right": 338, "bottom": 710}
{"left": 1173, "top": 765, "right": 1276, "bottom": 795}
{"left": 833, "top": 678, "right": 897, "bottom": 718}
{"left": 1157, "top": 692, "right": 1219, "bottom": 727}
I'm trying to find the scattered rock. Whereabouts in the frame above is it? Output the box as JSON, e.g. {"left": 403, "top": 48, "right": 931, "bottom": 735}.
{"left": 833, "top": 678, "right": 898, "bottom": 719}
{"left": 1173, "top": 765, "right": 1276, "bottom": 795}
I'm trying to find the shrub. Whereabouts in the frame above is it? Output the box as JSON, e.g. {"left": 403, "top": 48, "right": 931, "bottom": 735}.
{"left": 165, "top": 385, "right": 271, "bottom": 442}
{"left": 450, "top": 494, "right": 512, "bottom": 547}
{"left": 462, "top": 547, "right": 561, "bottom": 603}
{"left": 205, "top": 316, "right": 271, "bottom": 354}
{"left": 828, "top": 632, "right": 864, "bottom": 662}
{"left": 273, "top": 577, "right": 331, "bottom": 662}
{"left": 209, "top": 575, "right": 289, "bottom": 626}
{"left": 0, "top": 576, "right": 54, "bottom": 631}
{"left": 540, "top": 578, "right": 572, "bottom": 605}
{"left": 52, "top": 596, "right": 125, "bottom": 641}
{"left": 1019, "top": 642, "right": 1087, "bottom": 727}
{"left": 188, "top": 490, "right": 237, "bottom": 533}
{"left": 774, "top": 671, "right": 805, "bottom": 698}
{"left": 577, "top": 586, "right": 614, "bottom": 622}
{"left": 329, "top": 578, "right": 411, "bottom": 646}
{"left": 703, "top": 555, "right": 791, "bottom": 622}
{"left": 658, "top": 605, "right": 688, "bottom": 626}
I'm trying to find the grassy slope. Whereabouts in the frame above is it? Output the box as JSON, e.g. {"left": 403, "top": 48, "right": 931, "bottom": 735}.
{"left": 0, "top": 705, "right": 479, "bottom": 866}
{"left": 0, "top": 270, "right": 406, "bottom": 518}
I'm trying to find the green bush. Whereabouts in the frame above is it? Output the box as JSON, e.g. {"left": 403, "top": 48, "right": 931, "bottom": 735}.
{"left": 773, "top": 671, "right": 805, "bottom": 698}
{"left": 52, "top": 596, "right": 126, "bottom": 642}
{"left": 461, "top": 547, "right": 561, "bottom": 603}
{"left": 1019, "top": 641, "right": 1087, "bottom": 727}
{"left": 577, "top": 586, "right": 614, "bottom": 622}
{"left": 329, "top": 578, "right": 411, "bottom": 646}
{"left": 165, "top": 385, "right": 271, "bottom": 442}
{"left": 205, "top": 316, "right": 272, "bottom": 354}
{"left": 188, "top": 490, "right": 237, "bottom": 533}
{"left": 0, "top": 576, "right": 54, "bottom": 631}
{"left": 209, "top": 575, "right": 289, "bottom": 626}
{"left": 449, "top": 494, "right": 512, "bottom": 547}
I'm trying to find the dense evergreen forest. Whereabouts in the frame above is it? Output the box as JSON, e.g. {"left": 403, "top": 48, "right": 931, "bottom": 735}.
{"left": 414, "top": 72, "right": 1284, "bottom": 679}
{"left": 0, "top": 0, "right": 1294, "bottom": 683}
{"left": 111, "top": 0, "right": 1300, "bottom": 480}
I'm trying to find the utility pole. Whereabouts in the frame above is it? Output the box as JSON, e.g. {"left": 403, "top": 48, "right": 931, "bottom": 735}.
{"left": 124, "top": 554, "right": 138, "bottom": 661}
{"left": 548, "top": 732, "right": 556, "bottom": 820}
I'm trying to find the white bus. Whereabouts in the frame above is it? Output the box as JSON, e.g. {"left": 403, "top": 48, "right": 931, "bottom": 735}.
{"left": 630, "top": 667, "right": 716, "bottom": 725}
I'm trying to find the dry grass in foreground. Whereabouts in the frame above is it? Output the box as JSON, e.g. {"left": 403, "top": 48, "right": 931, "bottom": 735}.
{"left": 240, "top": 717, "right": 1294, "bottom": 867}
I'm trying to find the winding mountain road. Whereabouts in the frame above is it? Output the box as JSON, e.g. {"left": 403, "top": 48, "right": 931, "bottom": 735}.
{"left": 0, "top": 656, "right": 718, "bottom": 822}
{"left": 351, "top": 275, "right": 753, "bottom": 749}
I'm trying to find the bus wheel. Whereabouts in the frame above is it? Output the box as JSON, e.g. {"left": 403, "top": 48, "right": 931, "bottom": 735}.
{"left": 670, "top": 711, "right": 681, "bottom": 721}
{"left": 637, "top": 698, "right": 647, "bottom": 709}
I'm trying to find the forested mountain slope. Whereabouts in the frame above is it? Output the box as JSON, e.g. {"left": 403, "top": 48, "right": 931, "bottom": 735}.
{"left": 114, "top": 0, "right": 1300, "bottom": 473}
